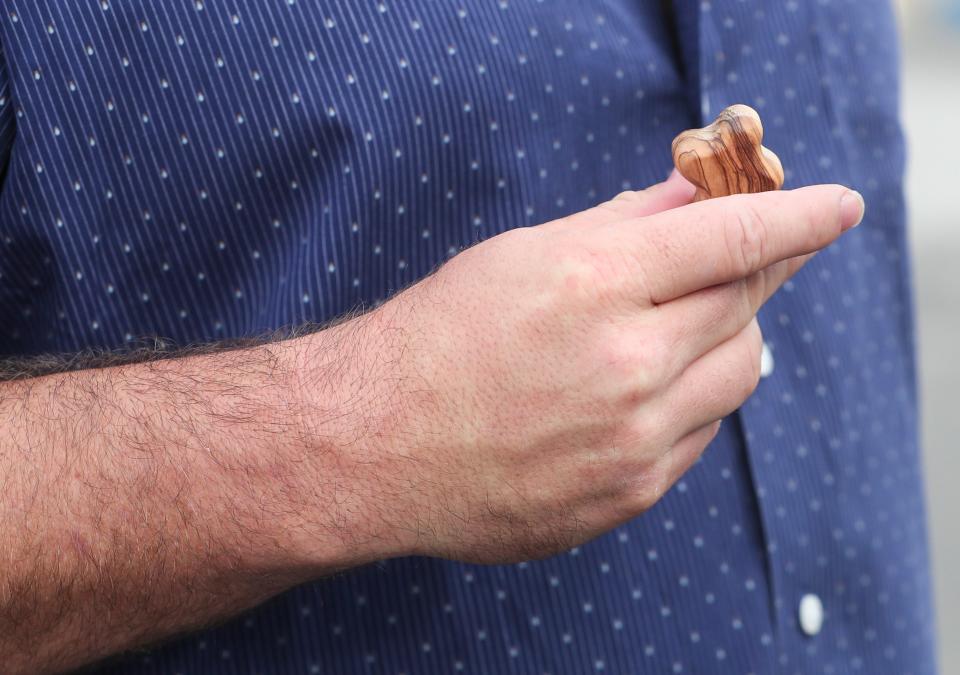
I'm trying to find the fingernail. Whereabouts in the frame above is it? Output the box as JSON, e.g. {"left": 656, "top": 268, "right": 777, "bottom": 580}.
{"left": 840, "top": 190, "right": 865, "bottom": 230}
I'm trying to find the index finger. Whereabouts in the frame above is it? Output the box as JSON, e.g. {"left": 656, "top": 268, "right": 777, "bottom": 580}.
{"left": 626, "top": 184, "right": 864, "bottom": 304}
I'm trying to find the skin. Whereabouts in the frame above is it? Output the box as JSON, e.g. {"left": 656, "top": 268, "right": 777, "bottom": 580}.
{"left": 0, "top": 171, "right": 864, "bottom": 673}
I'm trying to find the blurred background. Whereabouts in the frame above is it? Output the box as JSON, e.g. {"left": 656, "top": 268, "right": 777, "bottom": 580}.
{"left": 898, "top": 0, "right": 960, "bottom": 668}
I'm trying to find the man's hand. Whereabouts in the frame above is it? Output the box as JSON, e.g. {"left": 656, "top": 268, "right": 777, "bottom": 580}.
{"left": 0, "top": 171, "right": 863, "bottom": 673}
{"left": 337, "top": 172, "right": 864, "bottom": 564}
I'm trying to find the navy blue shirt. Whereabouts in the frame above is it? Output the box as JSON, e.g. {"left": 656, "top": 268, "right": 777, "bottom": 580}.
{"left": 0, "top": 1, "right": 936, "bottom": 673}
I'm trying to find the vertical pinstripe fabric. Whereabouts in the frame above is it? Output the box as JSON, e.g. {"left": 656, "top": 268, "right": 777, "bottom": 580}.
{"left": 0, "top": 2, "right": 934, "bottom": 673}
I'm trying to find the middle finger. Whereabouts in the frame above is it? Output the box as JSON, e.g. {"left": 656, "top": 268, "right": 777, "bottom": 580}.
{"left": 653, "top": 252, "right": 814, "bottom": 380}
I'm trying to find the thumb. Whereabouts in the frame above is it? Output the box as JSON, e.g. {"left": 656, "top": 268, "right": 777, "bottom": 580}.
{"left": 558, "top": 168, "right": 697, "bottom": 231}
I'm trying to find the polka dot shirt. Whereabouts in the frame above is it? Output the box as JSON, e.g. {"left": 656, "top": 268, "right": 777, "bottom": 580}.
{"left": 0, "top": 1, "right": 935, "bottom": 673}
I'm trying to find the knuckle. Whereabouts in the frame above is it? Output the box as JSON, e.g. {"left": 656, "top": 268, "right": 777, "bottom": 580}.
{"left": 688, "top": 421, "right": 723, "bottom": 464}
{"left": 637, "top": 337, "right": 672, "bottom": 392}
{"left": 739, "top": 277, "right": 763, "bottom": 323}
{"left": 725, "top": 199, "right": 768, "bottom": 276}
{"left": 747, "top": 266, "right": 775, "bottom": 312}
{"left": 612, "top": 189, "right": 644, "bottom": 204}
{"left": 595, "top": 192, "right": 641, "bottom": 219}
{"left": 601, "top": 334, "right": 670, "bottom": 397}
{"left": 610, "top": 418, "right": 671, "bottom": 515}
{"left": 716, "top": 326, "right": 764, "bottom": 410}
{"left": 621, "top": 465, "right": 672, "bottom": 515}
{"left": 677, "top": 424, "right": 719, "bottom": 469}
{"left": 618, "top": 412, "right": 656, "bottom": 449}
{"left": 549, "top": 244, "right": 615, "bottom": 303}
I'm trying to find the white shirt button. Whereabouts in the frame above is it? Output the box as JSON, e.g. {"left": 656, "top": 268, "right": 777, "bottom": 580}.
{"left": 760, "top": 341, "right": 775, "bottom": 378}
{"left": 798, "top": 593, "right": 824, "bottom": 636}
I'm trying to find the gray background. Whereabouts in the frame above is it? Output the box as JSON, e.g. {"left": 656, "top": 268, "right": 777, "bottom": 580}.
{"left": 899, "top": 0, "right": 960, "bottom": 669}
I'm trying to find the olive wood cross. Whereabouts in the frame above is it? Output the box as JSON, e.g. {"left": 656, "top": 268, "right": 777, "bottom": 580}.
{"left": 671, "top": 104, "right": 784, "bottom": 201}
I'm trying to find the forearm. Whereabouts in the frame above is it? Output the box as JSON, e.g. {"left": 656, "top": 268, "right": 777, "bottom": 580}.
{"left": 0, "top": 318, "right": 397, "bottom": 673}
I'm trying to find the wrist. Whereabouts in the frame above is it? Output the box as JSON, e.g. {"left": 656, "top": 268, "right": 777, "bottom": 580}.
{"left": 287, "top": 309, "right": 420, "bottom": 568}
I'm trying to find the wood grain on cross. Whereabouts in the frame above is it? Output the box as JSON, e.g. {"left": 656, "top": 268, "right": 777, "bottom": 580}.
{"left": 671, "top": 104, "right": 784, "bottom": 202}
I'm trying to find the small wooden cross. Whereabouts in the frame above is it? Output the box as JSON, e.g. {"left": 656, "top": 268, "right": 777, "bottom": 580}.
{"left": 671, "top": 104, "right": 784, "bottom": 201}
